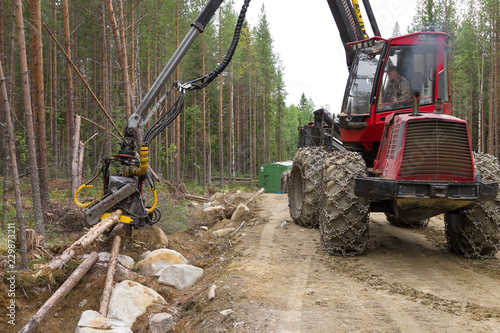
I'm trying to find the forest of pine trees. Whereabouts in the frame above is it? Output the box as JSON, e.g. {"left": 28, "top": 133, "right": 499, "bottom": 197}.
{"left": 0, "top": 0, "right": 316, "bottom": 196}
{"left": 0, "top": 0, "right": 499, "bottom": 230}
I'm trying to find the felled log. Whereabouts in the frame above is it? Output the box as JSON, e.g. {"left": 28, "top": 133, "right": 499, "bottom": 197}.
{"left": 99, "top": 235, "right": 121, "bottom": 317}
{"left": 245, "top": 188, "right": 265, "bottom": 206}
{"left": 35, "top": 210, "right": 122, "bottom": 277}
{"left": 184, "top": 193, "right": 210, "bottom": 203}
{"left": 18, "top": 252, "right": 99, "bottom": 333}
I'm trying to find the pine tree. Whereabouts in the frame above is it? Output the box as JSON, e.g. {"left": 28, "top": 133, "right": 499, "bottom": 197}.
{"left": 392, "top": 22, "right": 401, "bottom": 37}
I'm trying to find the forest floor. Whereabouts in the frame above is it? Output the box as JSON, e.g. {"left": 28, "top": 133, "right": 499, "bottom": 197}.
{"left": 2, "top": 190, "right": 500, "bottom": 332}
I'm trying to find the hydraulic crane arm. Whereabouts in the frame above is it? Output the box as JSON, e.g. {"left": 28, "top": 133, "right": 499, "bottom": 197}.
{"left": 326, "top": 0, "right": 381, "bottom": 69}
{"left": 127, "top": 0, "right": 380, "bottom": 137}
{"left": 126, "top": 0, "right": 224, "bottom": 137}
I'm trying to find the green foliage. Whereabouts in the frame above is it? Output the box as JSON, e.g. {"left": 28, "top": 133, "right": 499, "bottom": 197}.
{"left": 156, "top": 195, "right": 190, "bottom": 235}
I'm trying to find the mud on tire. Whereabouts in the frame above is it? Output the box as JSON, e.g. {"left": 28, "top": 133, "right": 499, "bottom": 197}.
{"left": 444, "top": 152, "right": 500, "bottom": 258}
{"left": 385, "top": 213, "right": 429, "bottom": 228}
{"left": 319, "top": 150, "right": 369, "bottom": 256}
{"left": 288, "top": 147, "right": 326, "bottom": 228}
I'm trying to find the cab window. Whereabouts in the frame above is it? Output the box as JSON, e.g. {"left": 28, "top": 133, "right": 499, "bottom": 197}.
{"left": 342, "top": 41, "right": 384, "bottom": 116}
{"left": 377, "top": 46, "right": 436, "bottom": 111}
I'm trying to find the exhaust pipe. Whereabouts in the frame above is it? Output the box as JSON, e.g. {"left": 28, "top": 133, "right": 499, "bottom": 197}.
{"left": 434, "top": 98, "right": 444, "bottom": 114}
{"left": 412, "top": 90, "right": 420, "bottom": 116}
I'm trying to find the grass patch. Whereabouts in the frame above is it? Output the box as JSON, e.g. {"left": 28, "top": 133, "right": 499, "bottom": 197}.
{"left": 155, "top": 195, "right": 190, "bottom": 235}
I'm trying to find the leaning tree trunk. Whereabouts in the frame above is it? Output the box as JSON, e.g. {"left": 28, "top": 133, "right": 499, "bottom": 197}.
{"left": 0, "top": 55, "right": 28, "bottom": 269}
{"left": 14, "top": 0, "right": 44, "bottom": 236}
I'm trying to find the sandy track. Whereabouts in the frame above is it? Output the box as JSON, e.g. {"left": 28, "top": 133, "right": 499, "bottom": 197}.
{"left": 216, "top": 193, "right": 500, "bottom": 332}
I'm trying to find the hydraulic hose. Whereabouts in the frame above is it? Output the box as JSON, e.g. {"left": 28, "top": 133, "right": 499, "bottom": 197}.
{"left": 74, "top": 184, "right": 102, "bottom": 208}
{"left": 147, "top": 187, "right": 158, "bottom": 214}
{"left": 122, "top": 144, "right": 149, "bottom": 177}
{"left": 186, "top": 0, "right": 251, "bottom": 90}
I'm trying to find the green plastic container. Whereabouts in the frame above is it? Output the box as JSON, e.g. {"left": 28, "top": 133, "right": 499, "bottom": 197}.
{"left": 259, "top": 161, "right": 292, "bottom": 193}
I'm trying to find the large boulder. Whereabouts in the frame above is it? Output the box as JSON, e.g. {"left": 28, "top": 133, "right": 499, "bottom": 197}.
{"left": 97, "top": 252, "right": 135, "bottom": 270}
{"left": 158, "top": 264, "right": 203, "bottom": 289}
{"left": 107, "top": 280, "right": 168, "bottom": 328}
{"left": 135, "top": 249, "right": 188, "bottom": 276}
{"left": 75, "top": 310, "right": 131, "bottom": 333}
{"left": 231, "top": 203, "right": 249, "bottom": 221}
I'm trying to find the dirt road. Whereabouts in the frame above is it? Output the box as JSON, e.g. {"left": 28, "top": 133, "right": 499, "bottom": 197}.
{"left": 196, "top": 193, "right": 500, "bottom": 332}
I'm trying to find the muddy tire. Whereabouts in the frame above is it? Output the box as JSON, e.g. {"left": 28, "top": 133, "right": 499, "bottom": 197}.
{"left": 288, "top": 147, "right": 326, "bottom": 228}
{"left": 444, "top": 152, "right": 500, "bottom": 258}
{"left": 280, "top": 170, "right": 291, "bottom": 194}
{"left": 385, "top": 214, "right": 429, "bottom": 228}
{"left": 319, "top": 150, "right": 369, "bottom": 256}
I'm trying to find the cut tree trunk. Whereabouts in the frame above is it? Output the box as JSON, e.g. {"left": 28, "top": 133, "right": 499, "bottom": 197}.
{"left": 99, "top": 235, "right": 121, "bottom": 317}
{"left": 18, "top": 252, "right": 99, "bottom": 333}
{"left": 245, "top": 188, "right": 265, "bottom": 206}
{"left": 36, "top": 210, "right": 122, "bottom": 276}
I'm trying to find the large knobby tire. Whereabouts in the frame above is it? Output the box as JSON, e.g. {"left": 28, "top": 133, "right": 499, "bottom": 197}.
{"left": 385, "top": 213, "right": 429, "bottom": 228}
{"left": 288, "top": 147, "right": 326, "bottom": 228}
{"left": 319, "top": 150, "right": 370, "bottom": 256}
{"left": 444, "top": 152, "right": 500, "bottom": 258}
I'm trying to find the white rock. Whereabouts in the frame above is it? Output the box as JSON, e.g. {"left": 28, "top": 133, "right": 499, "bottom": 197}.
{"left": 151, "top": 225, "right": 170, "bottom": 248}
{"left": 97, "top": 252, "right": 109, "bottom": 262}
{"left": 107, "top": 280, "right": 167, "bottom": 328}
{"left": 204, "top": 205, "right": 224, "bottom": 212}
{"left": 208, "top": 284, "right": 217, "bottom": 300}
{"left": 158, "top": 264, "right": 203, "bottom": 289}
{"left": 149, "top": 313, "right": 174, "bottom": 333}
{"left": 212, "top": 228, "right": 235, "bottom": 237}
{"left": 135, "top": 249, "right": 188, "bottom": 276}
{"left": 220, "top": 309, "right": 234, "bottom": 316}
{"left": 78, "top": 299, "right": 88, "bottom": 308}
{"left": 199, "top": 226, "right": 209, "bottom": 231}
{"left": 97, "top": 252, "right": 135, "bottom": 270}
{"left": 231, "top": 203, "right": 249, "bottom": 221}
{"left": 75, "top": 310, "right": 132, "bottom": 333}
{"left": 116, "top": 255, "right": 135, "bottom": 270}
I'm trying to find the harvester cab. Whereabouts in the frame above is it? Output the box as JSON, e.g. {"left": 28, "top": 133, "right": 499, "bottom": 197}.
{"left": 338, "top": 32, "right": 452, "bottom": 166}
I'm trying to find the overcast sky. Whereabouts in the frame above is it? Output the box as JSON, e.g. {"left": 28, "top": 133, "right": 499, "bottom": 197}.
{"left": 233, "top": 0, "right": 418, "bottom": 114}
